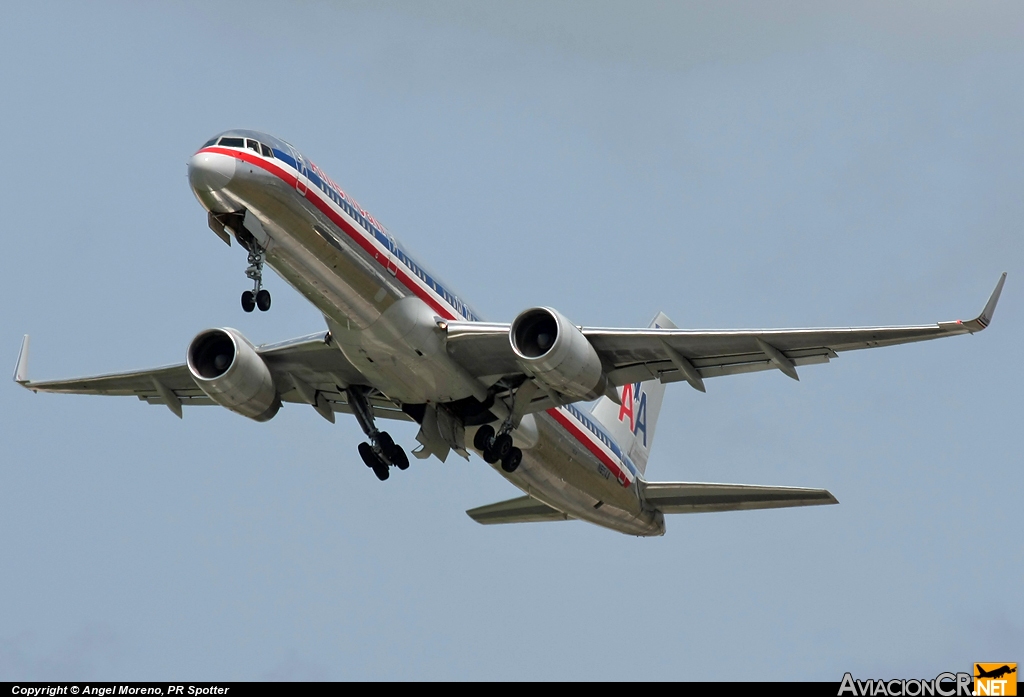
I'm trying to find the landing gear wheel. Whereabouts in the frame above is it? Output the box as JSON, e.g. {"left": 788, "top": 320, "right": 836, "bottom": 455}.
{"left": 484, "top": 432, "right": 512, "bottom": 464}
{"left": 501, "top": 447, "right": 522, "bottom": 473}
{"left": 358, "top": 442, "right": 380, "bottom": 468}
{"left": 239, "top": 236, "right": 269, "bottom": 314}
{"left": 491, "top": 433, "right": 514, "bottom": 460}
{"left": 348, "top": 387, "right": 410, "bottom": 478}
{"left": 473, "top": 425, "right": 495, "bottom": 452}
{"left": 390, "top": 447, "right": 409, "bottom": 470}
{"left": 376, "top": 431, "right": 409, "bottom": 470}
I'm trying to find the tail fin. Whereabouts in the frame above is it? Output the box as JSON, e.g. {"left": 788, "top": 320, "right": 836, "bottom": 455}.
{"left": 590, "top": 312, "right": 673, "bottom": 476}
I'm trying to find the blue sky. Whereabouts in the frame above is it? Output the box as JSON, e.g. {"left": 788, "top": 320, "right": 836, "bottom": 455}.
{"left": 1, "top": 1, "right": 1021, "bottom": 680}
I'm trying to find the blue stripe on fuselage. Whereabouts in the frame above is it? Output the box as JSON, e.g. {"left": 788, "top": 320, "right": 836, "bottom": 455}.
{"left": 271, "top": 146, "right": 480, "bottom": 322}
{"left": 242, "top": 143, "right": 638, "bottom": 483}
{"left": 562, "top": 403, "right": 638, "bottom": 478}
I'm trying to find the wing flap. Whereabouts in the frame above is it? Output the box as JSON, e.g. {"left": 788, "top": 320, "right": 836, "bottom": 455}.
{"left": 606, "top": 348, "right": 835, "bottom": 386}
{"left": 140, "top": 392, "right": 412, "bottom": 421}
{"left": 142, "top": 394, "right": 216, "bottom": 407}
{"left": 466, "top": 495, "right": 573, "bottom": 525}
{"left": 644, "top": 481, "right": 838, "bottom": 514}
{"left": 321, "top": 395, "right": 412, "bottom": 422}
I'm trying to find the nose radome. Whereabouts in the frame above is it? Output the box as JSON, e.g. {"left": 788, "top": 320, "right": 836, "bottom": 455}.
{"left": 188, "top": 151, "right": 236, "bottom": 192}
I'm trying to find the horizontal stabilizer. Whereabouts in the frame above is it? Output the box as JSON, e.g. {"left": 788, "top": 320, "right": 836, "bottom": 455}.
{"left": 466, "top": 495, "right": 572, "bottom": 525}
{"left": 644, "top": 481, "right": 838, "bottom": 514}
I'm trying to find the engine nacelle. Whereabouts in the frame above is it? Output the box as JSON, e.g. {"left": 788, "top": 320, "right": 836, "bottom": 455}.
{"left": 510, "top": 307, "right": 606, "bottom": 401}
{"left": 186, "top": 328, "right": 281, "bottom": 421}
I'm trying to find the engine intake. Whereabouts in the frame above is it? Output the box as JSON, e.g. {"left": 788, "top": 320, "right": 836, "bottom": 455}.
{"left": 510, "top": 307, "right": 606, "bottom": 401}
{"left": 186, "top": 328, "right": 280, "bottom": 421}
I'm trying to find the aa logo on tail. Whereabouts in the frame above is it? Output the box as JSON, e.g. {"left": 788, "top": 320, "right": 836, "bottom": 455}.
{"left": 974, "top": 663, "right": 1017, "bottom": 696}
{"left": 617, "top": 382, "right": 648, "bottom": 447}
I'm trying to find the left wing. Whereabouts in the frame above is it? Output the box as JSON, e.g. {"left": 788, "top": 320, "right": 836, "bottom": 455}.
{"left": 13, "top": 332, "right": 410, "bottom": 422}
{"left": 445, "top": 273, "right": 1006, "bottom": 400}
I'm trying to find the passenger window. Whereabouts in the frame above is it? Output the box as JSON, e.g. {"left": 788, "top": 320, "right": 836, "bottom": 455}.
{"left": 260, "top": 144, "right": 273, "bottom": 158}
{"left": 218, "top": 137, "right": 244, "bottom": 147}
{"left": 246, "top": 139, "right": 260, "bottom": 153}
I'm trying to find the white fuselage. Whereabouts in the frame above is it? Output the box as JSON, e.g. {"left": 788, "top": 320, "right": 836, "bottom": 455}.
{"left": 188, "top": 130, "right": 664, "bottom": 536}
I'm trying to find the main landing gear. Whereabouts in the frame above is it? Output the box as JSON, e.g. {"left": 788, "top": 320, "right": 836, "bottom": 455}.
{"left": 348, "top": 386, "right": 409, "bottom": 481}
{"left": 474, "top": 424, "right": 523, "bottom": 473}
{"left": 241, "top": 242, "right": 271, "bottom": 313}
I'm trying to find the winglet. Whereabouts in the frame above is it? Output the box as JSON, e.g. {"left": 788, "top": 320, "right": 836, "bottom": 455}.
{"left": 13, "top": 335, "right": 29, "bottom": 385}
{"left": 959, "top": 272, "right": 1006, "bottom": 333}
{"left": 977, "top": 272, "right": 1007, "bottom": 329}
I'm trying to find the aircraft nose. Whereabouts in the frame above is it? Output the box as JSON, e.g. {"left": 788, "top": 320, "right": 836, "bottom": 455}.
{"left": 188, "top": 151, "right": 236, "bottom": 192}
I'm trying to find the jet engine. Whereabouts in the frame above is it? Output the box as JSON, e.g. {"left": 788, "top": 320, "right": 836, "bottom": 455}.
{"left": 186, "top": 328, "right": 281, "bottom": 421}
{"left": 509, "top": 307, "right": 606, "bottom": 401}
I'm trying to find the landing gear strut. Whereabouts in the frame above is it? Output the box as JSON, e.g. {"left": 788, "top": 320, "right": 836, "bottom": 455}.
{"left": 474, "top": 424, "right": 523, "bottom": 473}
{"left": 348, "top": 386, "right": 409, "bottom": 481}
{"left": 241, "top": 243, "right": 271, "bottom": 313}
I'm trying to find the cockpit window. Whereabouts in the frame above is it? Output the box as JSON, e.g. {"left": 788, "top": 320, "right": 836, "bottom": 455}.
{"left": 211, "top": 135, "right": 273, "bottom": 156}
{"left": 202, "top": 138, "right": 218, "bottom": 148}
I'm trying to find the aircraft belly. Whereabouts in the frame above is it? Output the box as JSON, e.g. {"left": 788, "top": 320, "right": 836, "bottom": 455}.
{"left": 490, "top": 414, "right": 663, "bottom": 536}
{"left": 212, "top": 163, "right": 662, "bottom": 532}
{"left": 225, "top": 171, "right": 404, "bottom": 330}
{"left": 217, "top": 171, "right": 484, "bottom": 406}
{"left": 327, "top": 297, "right": 487, "bottom": 404}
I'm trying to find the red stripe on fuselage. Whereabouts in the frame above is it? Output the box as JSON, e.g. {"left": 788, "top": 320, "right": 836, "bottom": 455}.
{"left": 203, "top": 149, "right": 635, "bottom": 488}
{"left": 200, "top": 147, "right": 457, "bottom": 320}
{"left": 547, "top": 408, "right": 631, "bottom": 488}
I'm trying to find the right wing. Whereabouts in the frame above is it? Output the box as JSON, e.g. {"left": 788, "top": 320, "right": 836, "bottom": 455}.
{"left": 643, "top": 481, "right": 838, "bottom": 514}
{"left": 13, "top": 332, "right": 410, "bottom": 421}
{"left": 445, "top": 273, "right": 1006, "bottom": 400}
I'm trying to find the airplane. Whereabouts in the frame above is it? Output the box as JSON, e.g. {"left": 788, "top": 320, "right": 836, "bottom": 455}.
{"left": 976, "top": 666, "right": 1016, "bottom": 680}
{"left": 13, "top": 129, "right": 1006, "bottom": 537}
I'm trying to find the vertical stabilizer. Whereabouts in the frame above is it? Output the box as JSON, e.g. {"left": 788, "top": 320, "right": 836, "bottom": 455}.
{"left": 590, "top": 312, "right": 673, "bottom": 475}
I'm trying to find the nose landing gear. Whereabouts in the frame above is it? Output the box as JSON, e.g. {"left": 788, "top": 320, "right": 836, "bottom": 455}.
{"left": 241, "top": 243, "right": 271, "bottom": 313}
{"left": 207, "top": 211, "right": 274, "bottom": 314}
